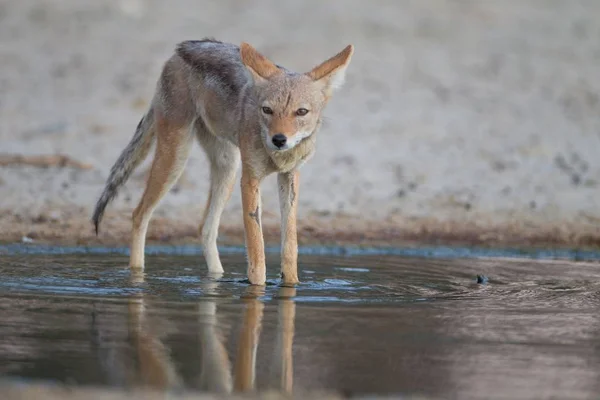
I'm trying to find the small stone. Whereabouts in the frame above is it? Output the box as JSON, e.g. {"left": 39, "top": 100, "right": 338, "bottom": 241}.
{"left": 21, "top": 236, "right": 34, "bottom": 243}
{"left": 476, "top": 275, "right": 489, "bottom": 284}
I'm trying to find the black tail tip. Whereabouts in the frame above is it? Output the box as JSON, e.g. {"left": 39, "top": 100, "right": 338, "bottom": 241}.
{"left": 92, "top": 214, "right": 100, "bottom": 236}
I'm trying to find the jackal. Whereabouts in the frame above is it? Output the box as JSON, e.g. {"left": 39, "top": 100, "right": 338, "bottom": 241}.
{"left": 92, "top": 38, "right": 354, "bottom": 285}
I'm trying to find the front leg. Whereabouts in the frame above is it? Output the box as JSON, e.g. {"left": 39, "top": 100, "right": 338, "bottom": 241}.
{"left": 278, "top": 170, "right": 299, "bottom": 285}
{"left": 241, "top": 170, "right": 266, "bottom": 285}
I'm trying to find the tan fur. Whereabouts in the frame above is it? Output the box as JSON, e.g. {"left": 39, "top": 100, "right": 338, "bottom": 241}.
{"left": 130, "top": 116, "right": 193, "bottom": 269}
{"left": 93, "top": 38, "right": 354, "bottom": 285}
{"left": 308, "top": 44, "right": 354, "bottom": 81}
{"left": 239, "top": 42, "right": 281, "bottom": 80}
{"left": 278, "top": 171, "right": 299, "bottom": 284}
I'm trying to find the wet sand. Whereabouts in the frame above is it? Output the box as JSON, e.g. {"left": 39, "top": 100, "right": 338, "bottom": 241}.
{"left": 1, "top": 0, "right": 600, "bottom": 248}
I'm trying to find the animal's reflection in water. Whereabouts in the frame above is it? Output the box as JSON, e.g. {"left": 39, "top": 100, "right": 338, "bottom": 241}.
{"left": 121, "top": 271, "right": 296, "bottom": 394}
{"left": 127, "top": 271, "right": 182, "bottom": 389}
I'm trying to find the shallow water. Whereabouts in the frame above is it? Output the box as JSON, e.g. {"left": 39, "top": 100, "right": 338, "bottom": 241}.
{"left": 1, "top": 252, "right": 600, "bottom": 399}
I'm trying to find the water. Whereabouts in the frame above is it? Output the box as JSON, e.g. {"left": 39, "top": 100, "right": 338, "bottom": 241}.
{"left": 1, "top": 251, "right": 600, "bottom": 399}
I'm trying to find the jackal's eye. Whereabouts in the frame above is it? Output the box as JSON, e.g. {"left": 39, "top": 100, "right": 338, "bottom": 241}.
{"left": 295, "top": 108, "right": 309, "bottom": 116}
{"left": 261, "top": 106, "right": 273, "bottom": 115}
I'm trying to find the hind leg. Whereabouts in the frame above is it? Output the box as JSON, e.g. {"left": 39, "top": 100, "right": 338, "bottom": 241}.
{"left": 197, "top": 131, "right": 240, "bottom": 274}
{"left": 130, "top": 121, "right": 193, "bottom": 269}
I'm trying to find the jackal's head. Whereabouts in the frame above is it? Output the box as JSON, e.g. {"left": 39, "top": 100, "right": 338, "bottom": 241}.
{"left": 240, "top": 42, "right": 354, "bottom": 152}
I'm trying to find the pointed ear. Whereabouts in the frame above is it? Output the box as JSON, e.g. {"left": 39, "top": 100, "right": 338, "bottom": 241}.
{"left": 307, "top": 44, "right": 354, "bottom": 94}
{"left": 239, "top": 42, "right": 281, "bottom": 82}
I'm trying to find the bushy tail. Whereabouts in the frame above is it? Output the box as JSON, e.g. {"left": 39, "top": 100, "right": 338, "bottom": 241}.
{"left": 92, "top": 108, "right": 155, "bottom": 234}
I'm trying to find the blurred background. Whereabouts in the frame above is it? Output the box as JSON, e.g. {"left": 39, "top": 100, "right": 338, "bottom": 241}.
{"left": 0, "top": 0, "right": 599, "bottom": 247}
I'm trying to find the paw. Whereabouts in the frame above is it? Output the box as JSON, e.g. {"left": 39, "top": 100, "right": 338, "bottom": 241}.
{"left": 247, "top": 265, "right": 267, "bottom": 286}
{"left": 206, "top": 261, "right": 225, "bottom": 274}
{"left": 280, "top": 271, "right": 299, "bottom": 286}
{"left": 205, "top": 252, "right": 224, "bottom": 274}
{"left": 129, "top": 260, "right": 145, "bottom": 270}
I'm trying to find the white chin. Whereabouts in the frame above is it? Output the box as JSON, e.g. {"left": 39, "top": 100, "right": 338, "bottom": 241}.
{"left": 273, "top": 144, "right": 293, "bottom": 151}
{"left": 265, "top": 142, "right": 288, "bottom": 151}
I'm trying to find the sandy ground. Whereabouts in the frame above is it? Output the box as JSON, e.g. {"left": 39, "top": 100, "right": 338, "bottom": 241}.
{"left": 1, "top": 0, "right": 600, "bottom": 248}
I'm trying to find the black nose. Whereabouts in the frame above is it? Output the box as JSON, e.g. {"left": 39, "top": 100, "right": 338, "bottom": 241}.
{"left": 272, "top": 133, "right": 287, "bottom": 148}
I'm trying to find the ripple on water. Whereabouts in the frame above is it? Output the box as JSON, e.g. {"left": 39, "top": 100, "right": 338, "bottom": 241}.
{"left": 1, "top": 252, "right": 599, "bottom": 308}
